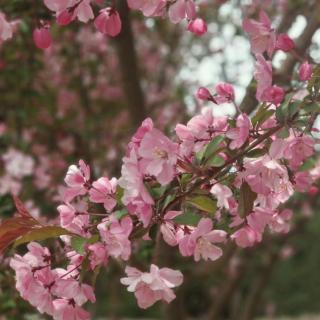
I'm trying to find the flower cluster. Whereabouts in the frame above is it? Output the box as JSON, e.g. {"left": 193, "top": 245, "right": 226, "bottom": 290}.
{"left": 3, "top": 4, "right": 320, "bottom": 320}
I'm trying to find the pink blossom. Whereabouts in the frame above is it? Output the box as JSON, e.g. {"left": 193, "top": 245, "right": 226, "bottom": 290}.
{"left": 231, "top": 226, "right": 261, "bottom": 248}
{"left": 210, "top": 183, "right": 233, "bottom": 209}
{"left": 118, "top": 149, "right": 154, "bottom": 205}
{"left": 44, "top": 0, "right": 94, "bottom": 23}
{"left": 239, "top": 156, "right": 294, "bottom": 209}
{"left": 2, "top": 148, "right": 34, "bottom": 178}
{"left": 127, "top": 198, "right": 153, "bottom": 227}
{"left": 254, "top": 54, "right": 272, "bottom": 101}
{"left": 226, "top": 113, "right": 251, "bottom": 149}
{"left": 95, "top": 8, "right": 122, "bottom": 37}
{"left": 168, "top": 0, "right": 196, "bottom": 24}
{"left": 33, "top": 27, "right": 52, "bottom": 50}
{"left": 53, "top": 299, "right": 91, "bottom": 320}
{"left": 120, "top": 264, "right": 183, "bottom": 309}
{"left": 299, "top": 61, "right": 313, "bottom": 81}
{"left": 269, "top": 208, "right": 292, "bottom": 233}
{"left": 0, "top": 11, "right": 13, "bottom": 42}
{"left": 295, "top": 171, "right": 312, "bottom": 192}
{"left": 88, "top": 242, "right": 108, "bottom": 269}
{"left": 187, "top": 18, "right": 207, "bottom": 36}
{"left": 261, "top": 85, "right": 285, "bottom": 105}
{"left": 138, "top": 128, "right": 178, "bottom": 185}
{"left": 127, "top": 0, "right": 166, "bottom": 17}
{"left": 89, "top": 177, "right": 117, "bottom": 211}
{"left": 175, "top": 109, "right": 228, "bottom": 157}
{"left": 57, "top": 10, "right": 74, "bottom": 25}
{"left": 64, "top": 160, "right": 90, "bottom": 201}
{"left": 179, "top": 218, "right": 227, "bottom": 261}
{"left": 53, "top": 278, "right": 95, "bottom": 305}
{"left": 160, "top": 211, "right": 184, "bottom": 246}
{"left": 215, "top": 82, "right": 235, "bottom": 103}
{"left": 128, "top": 117, "right": 153, "bottom": 152}
{"left": 196, "top": 87, "right": 213, "bottom": 101}
{"left": 58, "top": 203, "right": 90, "bottom": 236}
{"left": 98, "top": 216, "right": 133, "bottom": 260}
{"left": 243, "top": 10, "right": 276, "bottom": 57}
{"left": 276, "top": 33, "right": 295, "bottom": 52}
{"left": 74, "top": 0, "right": 94, "bottom": 23}
{"left": 284, "top": 136, "right": 314, "bottom": 168}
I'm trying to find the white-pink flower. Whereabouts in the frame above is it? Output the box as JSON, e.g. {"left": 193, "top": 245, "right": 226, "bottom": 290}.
{"left": 138, "top": 128, "right": 178, "bottom": 185}
{"left": 0, "top": 11, "right": 13, "bottom": 42}
{"left": 226, "top": 113, "right": 251, "bottom": 150}
{"left": 179, "top": 218, "right": 227, "bottom": 261}
{"left": 89, "top": 177, "right": 117, "bottom": 211}
{"left": 120, "top": 264, "right": 183, "bottom": 309}
{"left": 243, "top": 10, "right": 276, "bottom": 57}
{"left": 98, "top": 215, "right": 133, "bottom": 260}
{"left": 64, "top": 159, "right": 90, "bottom": 201}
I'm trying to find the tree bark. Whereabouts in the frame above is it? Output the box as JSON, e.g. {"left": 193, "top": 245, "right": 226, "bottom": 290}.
{"left": 115, "top": 0, "right": 147, "bottom": 128}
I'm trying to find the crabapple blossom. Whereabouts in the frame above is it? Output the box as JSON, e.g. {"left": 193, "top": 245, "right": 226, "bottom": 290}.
{"left": 196, "top": 87, "right": 214, "bottom": 101}
{"left": 179, "top": 218, "right": 227, "bottom": 261}
{"left": 243, "top": 10, "right": 276, "bottom": 57}
{"left": 98, "top": 215, "right": 133, "bottom": 260}
{"left": 299, "top": 61, "right": 313, "bottom": 81}
{"left": 120, "top": 264, "right": 183, "bottom": 309}
{"left": 226, "top": 113, "right": 251, "bottom": 150}
{"left": 94, "top": 8, "right": 122, "bottom": 37}
{"left": 64, "top": 160, "right": 90, "bottom": 201}
{"left": 138, "top": 128, "right": 179, "bottom": 185}
{"left": 33, "top": 27, "right": 52, "bottom": 50}
{"left": 215, "top": 82, "right": 235, "bottom": 103}
{"left": 187, "top": 18, "right": 207, "bottom": 36}
{"left": 0, "top": 11, "right": 13, "bottom": 42}
{"left": 276, "top": 33, "right": 295, "bottom": 52}
{"left": 89, "top": 177, "right": 117, "bottom": 211}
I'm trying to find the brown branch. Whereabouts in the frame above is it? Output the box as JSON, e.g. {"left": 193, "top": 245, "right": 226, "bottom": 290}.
{"left": 114, "top": 0, "right": 147, "bottom": 128}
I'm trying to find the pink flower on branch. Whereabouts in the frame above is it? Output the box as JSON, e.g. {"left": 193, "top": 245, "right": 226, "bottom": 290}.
{"left": 120, "top": 264, "right": 183, "bottom": 309}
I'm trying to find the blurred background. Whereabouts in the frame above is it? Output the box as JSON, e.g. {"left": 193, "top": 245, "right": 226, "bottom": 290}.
{"left": 1, "top": 0, "right": 320, "bottom": 319}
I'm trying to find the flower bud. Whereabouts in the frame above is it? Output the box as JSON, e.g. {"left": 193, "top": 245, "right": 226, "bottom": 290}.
{"left": 187, "top": 18, "right": 207, "bottom": 36}
{"left": 299, "top": 61, "right": 313, "bottom": 81}
{"left": 94, "top": 7, "right": 122, "bottom": 37}
{"left": 196, "top": 87, "right": 213, "bottom": 101}
{"left": 276, "top": 33, "right": 295, "bottom": 52}
{"left": 33, "top": 27, "right": 52, "bottom": 50}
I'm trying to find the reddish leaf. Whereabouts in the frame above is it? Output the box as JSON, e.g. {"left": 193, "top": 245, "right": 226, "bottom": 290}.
{"left": 12, "top": 195, "right": 36, "bottom": 220}
{"left": 14, "top": 226, "right": 72, "bottom": 246}
{"left": 0, "top": 217, "right": 39, "bottom": 253}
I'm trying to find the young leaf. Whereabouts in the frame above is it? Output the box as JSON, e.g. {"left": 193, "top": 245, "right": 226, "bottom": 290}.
{"left": 186, "top": 195, "right": 217, "bottom": 215}
{"left": 203, "top": 136, "right": 225, "bottom": 160}
{"left": 15, "top": 226, "right": 72, "bottom": 247}
{"left": 71, "top": 236, "right": 87, "bottom": 255}
{"left": 206, "top": 154, "right": 225, "bottom": 167}
{"left": 174, "top": 211, "right": 201, "bottom": 226}
{"left": 238, "top": 181, "right": 257, "bottom": 218}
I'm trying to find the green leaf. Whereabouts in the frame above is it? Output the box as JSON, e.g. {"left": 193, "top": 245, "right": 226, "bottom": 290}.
{"left": 246, "top": 148, "right": 267, "bottom": 158}
{"left": 300, "top": 158, "right": 316, "bottom": 171}
{"left": 174, "top": 211, "right": 201, "bottom": 226}
{"left": 186, "top": 195, "right": 217, "bottom": 215}
{"left": 288, "top": 101, "right": 301, "bottom": 118}
{"left": 203, "top": 136, "right": 225, "bottom": 160}
{"left": 206, "top": 154, "right": 225, "bottom": 167}
{"left": 14, "top": 226, "right": 72, "bottom": 247}
{"left": 71, "top": 236, "right": 87, "bottom": 255}
{"left": 114, "top": 209, "right": 128, "bottom": 220}
{"left": 238, "top": 182, "right": 257, "bottom": 218}
{"left": 277, "top": 127, "right": 290, "bottom": 139}
{"left": 179, "top": 173, "right": 193, "bottom": 189}
{"left": 116, "top": 186, "right": 124, "bottom": 204}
